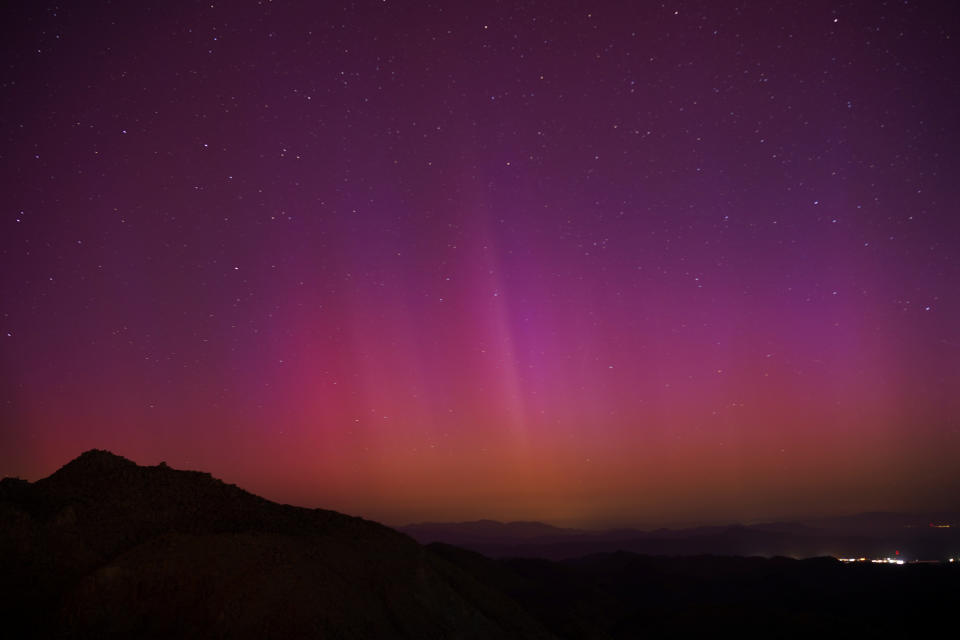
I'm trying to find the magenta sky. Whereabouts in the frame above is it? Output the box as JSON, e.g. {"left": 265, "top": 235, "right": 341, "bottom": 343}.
{"left": 2, "top": 1, "right": 958, "bottom": 527}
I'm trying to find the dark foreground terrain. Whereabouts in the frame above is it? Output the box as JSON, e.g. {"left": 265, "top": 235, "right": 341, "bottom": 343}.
{"left": 2, "top": 451, "right": 957, "bottom": 638}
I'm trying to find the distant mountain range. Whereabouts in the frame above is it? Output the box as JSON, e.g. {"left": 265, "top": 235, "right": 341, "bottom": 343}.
{"left": 401, "top": 511, "right": 960, "bottom": 561}
{"left": 2, "top": 450, "right": 957, "bottom": 637}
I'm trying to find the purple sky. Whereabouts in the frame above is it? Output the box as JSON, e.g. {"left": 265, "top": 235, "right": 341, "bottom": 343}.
{"left": 2, "top": 1, "right": 958, "bottom": 527}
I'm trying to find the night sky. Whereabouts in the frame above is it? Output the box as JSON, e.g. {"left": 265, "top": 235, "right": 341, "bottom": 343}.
{"left": 2, "top": 1, "right": 959, "bottom": 528}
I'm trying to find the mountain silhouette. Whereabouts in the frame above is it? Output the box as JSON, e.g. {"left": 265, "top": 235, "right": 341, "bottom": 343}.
{"left": 434, "top": 545, "right": 960, "bottom": 637}
{"left": 401, "top": 514, "right": 960, "bottom": 561}
{"left": 3, "top": 451, "right": 958, "bottom": 638}
{"left": 402, "top": 520, "right": 584, "bottom": 545}
{"left": 0, "top": 450, "right": 553, "bottom": 639}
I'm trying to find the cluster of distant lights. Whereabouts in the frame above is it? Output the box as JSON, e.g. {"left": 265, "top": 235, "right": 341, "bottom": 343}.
{"left": 836, "top": 556, "right": 959, "bottom": 565}
{"left": 837, "top": 556, "right": 903, "bottom": 565}
{"left": 835, "top": 523, "right": 957, "bottom": 564}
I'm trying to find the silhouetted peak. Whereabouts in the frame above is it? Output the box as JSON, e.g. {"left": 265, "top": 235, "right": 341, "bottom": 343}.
{"left": 34, "top": 449, "right": 234, "bottom": 508}
{"left": 44, "top": 448, "right": 137, "bottom": 481}
{"left": 70, "top": 448, "right": 135, "bottom": 469}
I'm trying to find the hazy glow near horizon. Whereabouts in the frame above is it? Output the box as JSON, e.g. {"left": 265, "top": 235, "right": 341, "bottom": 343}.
{"left": 2, "top": 1, "right": 958, "bottom": 527}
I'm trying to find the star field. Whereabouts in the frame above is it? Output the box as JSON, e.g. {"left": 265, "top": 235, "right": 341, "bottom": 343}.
{"left": 1, "top": 1, "right": 959, "bottom": 527}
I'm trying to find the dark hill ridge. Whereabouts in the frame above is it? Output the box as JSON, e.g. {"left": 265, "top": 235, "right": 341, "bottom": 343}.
{"left": 431, "top": 545, "right": 960, "bottom": 638}
{"left": 402, "top": 520, "right": 584, "bottom": 544}
{"left": 0, "top": 450, "right": 553, "bottom": 639}
{"left": 400, "top": 513, "right": 960, "bottom": 561}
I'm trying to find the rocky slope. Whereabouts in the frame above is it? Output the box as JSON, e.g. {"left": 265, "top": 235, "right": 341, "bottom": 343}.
{"left": 0, "top": 450, "right": 553, "bottom": 639}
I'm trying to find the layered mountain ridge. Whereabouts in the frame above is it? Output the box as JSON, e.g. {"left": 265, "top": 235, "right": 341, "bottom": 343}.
{"left": 400, "top": 511, "right": 960, "bottom": 560}
{"left": 3, "top": 450, "right": 957, "bottom": 638}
